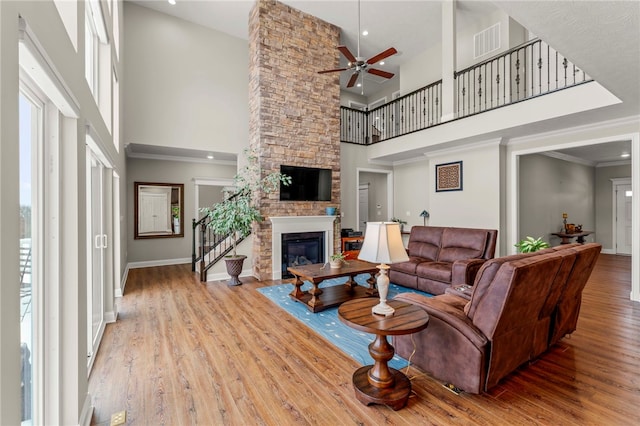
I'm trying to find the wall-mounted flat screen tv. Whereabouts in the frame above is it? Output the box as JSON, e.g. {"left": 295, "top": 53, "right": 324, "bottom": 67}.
{"left": 279, "top": 165, "right": 332, "bottom": 201}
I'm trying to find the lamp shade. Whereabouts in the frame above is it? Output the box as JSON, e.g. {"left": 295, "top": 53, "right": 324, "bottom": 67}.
{"left": 358, "top": 222, "right": 409, "bottom": 264}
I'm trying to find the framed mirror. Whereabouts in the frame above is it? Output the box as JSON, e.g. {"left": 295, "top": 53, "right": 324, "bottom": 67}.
{"left": 134, "top": 182, "right": 184, "bottom": 239}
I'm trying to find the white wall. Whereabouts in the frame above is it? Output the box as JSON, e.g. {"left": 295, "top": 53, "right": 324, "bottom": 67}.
{"left": 123, "top": 3, "right": 249, "bottom": 153}
{"left": 127, "top": 158, "right": 236, "bottom": 264}
{"left": 428, "top": 142, "right": 502, "bottom": 230}
{"left": 393, "top": 158, "right": 430, "bottom": 230}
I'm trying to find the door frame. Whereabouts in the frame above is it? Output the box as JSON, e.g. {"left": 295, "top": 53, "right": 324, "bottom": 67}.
{"left": 356, "top": 168, "right": 393, "bottom": 233}
{"left": 509, "top": 132, "right": 639, "bottom": 302}
{"left": 612, "top": 177, "right": 632, "bottom": 255}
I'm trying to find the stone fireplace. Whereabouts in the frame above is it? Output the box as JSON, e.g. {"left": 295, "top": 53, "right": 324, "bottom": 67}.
{"left": 249, "top": 0, "right": 341, "bottom": 280}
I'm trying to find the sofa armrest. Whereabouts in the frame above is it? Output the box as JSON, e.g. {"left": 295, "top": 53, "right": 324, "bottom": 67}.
{"left": 451, "top": 258, "right": 488, "bottom": 285}
{"left": 393, "top": 292, "right": 487, "bottom": 348}
{"left": 445, "top": 284, "right": 473, "bottom": 300}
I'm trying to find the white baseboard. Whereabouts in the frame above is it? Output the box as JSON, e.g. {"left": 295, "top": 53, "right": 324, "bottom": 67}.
{"left": 116, "top": 264, "right": 130, "bottom": 297}
{"left": 79, "top": 393, "right": 93, "bottom": 426}
{"left": 601, "top": 248, "right": 615, "bottom": 255}
{"left": 128, "top": 257, "right": 191, "bottom": 269}
{"left": 105, "top": 310, "right": 117, "bottom": 323}
{"left": 206, "top": 268, "right": 255, "bottom": 283}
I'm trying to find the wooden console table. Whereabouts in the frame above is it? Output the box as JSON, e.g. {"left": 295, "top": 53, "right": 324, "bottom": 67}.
{"left": 338, "top": 298, "right": 429, "bottom": 410}
{"left": 551, "top": 231, "right": 593, "bottom": 244}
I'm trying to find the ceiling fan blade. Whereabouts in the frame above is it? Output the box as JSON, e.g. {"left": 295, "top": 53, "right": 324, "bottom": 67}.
{"left": 367, "top": 68, "right": 395, "bottom": 79}
{"left": 337, "top": 45, "right": 357, "bottom": 63}
{"left": 366, "top": 47, "right": 398, "bottom": 65}
{"left": 318, "top": 68, "right": 349, "bottom": 74}
{"left": 347, "top": 72, "right": 359, "bottom": 88}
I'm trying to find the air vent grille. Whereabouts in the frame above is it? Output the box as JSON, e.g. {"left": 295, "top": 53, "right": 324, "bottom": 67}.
{"left": 474, "top": 23, "right": 501, "bottom": 59}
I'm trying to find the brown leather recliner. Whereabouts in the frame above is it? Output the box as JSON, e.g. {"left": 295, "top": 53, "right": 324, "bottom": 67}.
{"left": 392, "top": 243, "right": 601, "bottom": 394}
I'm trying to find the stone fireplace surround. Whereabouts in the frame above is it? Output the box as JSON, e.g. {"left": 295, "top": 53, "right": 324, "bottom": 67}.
{"left": 270, "top": 216, "right": 337, "bottom": 280}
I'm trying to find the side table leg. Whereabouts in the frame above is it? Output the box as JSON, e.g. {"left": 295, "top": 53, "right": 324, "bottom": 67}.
{"left": 367, "top": 334, "right": 395, "bottom": 388}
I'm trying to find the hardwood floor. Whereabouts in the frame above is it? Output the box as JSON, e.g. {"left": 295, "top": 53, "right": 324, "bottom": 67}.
{"left": 89, "top": 254, "right": 640, "bottom": 425}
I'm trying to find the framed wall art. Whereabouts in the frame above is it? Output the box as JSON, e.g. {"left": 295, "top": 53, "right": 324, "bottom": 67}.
{"left": 435, "top": 161, "right": 463, "bottom": 192}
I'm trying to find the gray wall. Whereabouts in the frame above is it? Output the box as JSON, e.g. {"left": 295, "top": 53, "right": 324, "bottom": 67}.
{"left": 519, "top": 154, "right": 596, "bottom": 247}
{"left": 127, "top": 158, "right": 236, "bottom": 263}
{"left": 595, "top": 164, "right": 631, "bottom": 251}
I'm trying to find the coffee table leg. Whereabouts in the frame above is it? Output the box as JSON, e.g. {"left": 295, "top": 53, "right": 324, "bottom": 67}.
{"left": 289, "top": 275, "right": 304, "bottom": 299}
{"left": 366, "top": 272, "right": 378, "bottom": 296}
{"left": 345, "top": 274, "right": 357, "bottom": 292}
{"left": 307, "top": 280, "right": 323, "bottom": 309}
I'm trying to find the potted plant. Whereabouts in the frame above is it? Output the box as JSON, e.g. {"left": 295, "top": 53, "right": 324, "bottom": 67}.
{"left": 515, "top": 236, "right": 550, "bottom": 253}
{"left": 202, "top": 149, "right": 291, "bottom": 285}
{"left": 391, "top": 217, "right": 408, "bottom": 232}
{"left": 171, "top": 205, "right": 180, "bottom": 234}
{"left": 329, "top": 252, "right": 347, "bottom": 269}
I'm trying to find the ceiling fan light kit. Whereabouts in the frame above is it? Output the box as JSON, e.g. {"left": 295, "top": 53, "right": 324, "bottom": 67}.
{"left": 318, "top": 0, "right": 397, "bottom": 91}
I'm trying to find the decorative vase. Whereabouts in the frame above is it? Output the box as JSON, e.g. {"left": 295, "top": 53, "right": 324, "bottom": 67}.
{"left": 224, "top": 255, "right": 246, "bottom": 286}
{"left": 329, "top": 260, "right": 342, "bottom": 268}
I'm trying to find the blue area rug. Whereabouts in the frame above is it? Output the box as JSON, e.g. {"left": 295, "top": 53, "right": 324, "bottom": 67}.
{"left": 257, "top": 274, "right": 431, "bottom": 370}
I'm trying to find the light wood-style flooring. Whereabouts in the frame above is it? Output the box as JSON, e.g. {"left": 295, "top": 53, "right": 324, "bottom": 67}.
{"left": 89, "top": 254, "right": 640, "bottom": 425}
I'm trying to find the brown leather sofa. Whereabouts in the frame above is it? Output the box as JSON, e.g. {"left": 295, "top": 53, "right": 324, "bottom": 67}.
{"left": 392, "top": 243, "right": 601, "bottom": 394}
{"left": 389, "top": 226, "right": 498, "bottom": 295}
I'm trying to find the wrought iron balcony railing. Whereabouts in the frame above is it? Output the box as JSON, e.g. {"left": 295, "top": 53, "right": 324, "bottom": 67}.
{"left": 455, "top": 38, "right": 591, "bottom": 118}
{"left": 340, "top": 38, "right": 592, "bottom": 145}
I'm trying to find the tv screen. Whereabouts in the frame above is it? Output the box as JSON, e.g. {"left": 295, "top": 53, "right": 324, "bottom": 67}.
{"left": 279, "top": 165, "right": 332, "bottom": 201}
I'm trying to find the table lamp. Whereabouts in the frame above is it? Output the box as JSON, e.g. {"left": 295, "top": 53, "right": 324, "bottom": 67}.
{"left": 358, "top": 222, "right": 410, "bottom": 316}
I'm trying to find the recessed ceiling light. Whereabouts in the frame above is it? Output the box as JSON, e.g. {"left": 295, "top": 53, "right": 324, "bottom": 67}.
{"left": 362, "top": 30, "right": 368, "bottom": 36}
{"left": 168, "top": 0, "right": 176, "bottom": 5}
{"left": 379, "top": 61, "right": 385, "bottom": 65}
{"left": 621, "top": 153, "right": 630, "bottom": 158}
{"left": 356, "top": 83, "right": 362, "bottom": 87}
{"left": 207, "top": 154, "right": 214, "bottom": 159}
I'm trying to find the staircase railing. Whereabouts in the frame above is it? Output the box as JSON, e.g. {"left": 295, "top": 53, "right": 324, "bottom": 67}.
{"left": 192, "top": 194, "right": 248, "bottom": 282}
{"left": 455, "top": 38, "right": 592, "bottom": 118}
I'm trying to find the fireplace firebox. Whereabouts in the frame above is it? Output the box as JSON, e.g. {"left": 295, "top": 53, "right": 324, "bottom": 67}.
{"left": 281, "top": 232, "right": 325, "bottom": 278}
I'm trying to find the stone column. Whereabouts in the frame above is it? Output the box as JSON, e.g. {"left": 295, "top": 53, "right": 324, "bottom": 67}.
{"left": 248, "top": 0, "right": 341, "bottom": 280}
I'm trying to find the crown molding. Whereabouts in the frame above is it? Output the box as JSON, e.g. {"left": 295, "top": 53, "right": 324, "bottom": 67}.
{"left": 126, "top": 151, "right": 236, "bottom": 166}
{"left": 541, "top": 151, "right": 596, "bottom": 167}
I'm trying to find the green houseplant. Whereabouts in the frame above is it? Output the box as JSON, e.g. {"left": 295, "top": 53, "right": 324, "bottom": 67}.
{"left": 515, "top": 236, "right": 550, "bottom": 253}
{"left": 329, "top": 252, "right": 347, "bottom": 269}
{"left": 202, "top": 149, "right": 291, "bottom": 285}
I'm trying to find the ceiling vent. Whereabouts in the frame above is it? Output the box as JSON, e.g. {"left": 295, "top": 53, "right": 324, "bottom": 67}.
{"left": 474, "top": 23, "right": 500, "bottom": 59}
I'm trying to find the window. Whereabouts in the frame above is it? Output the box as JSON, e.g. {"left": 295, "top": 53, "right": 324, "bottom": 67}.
{"left": 19, "top": 85, "right": 43, "bottom": 425}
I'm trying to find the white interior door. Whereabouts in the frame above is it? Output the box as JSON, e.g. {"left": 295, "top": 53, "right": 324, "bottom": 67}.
{"left": 358, "top": 185, "right": 369, "bottom": 231}
{"left": 616, "top": 183, "right": 632, "bottom": 255}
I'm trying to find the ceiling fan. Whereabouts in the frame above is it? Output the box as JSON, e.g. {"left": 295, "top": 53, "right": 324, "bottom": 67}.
{"left": 318, "top": 0, "right": 397, "bottom": 90}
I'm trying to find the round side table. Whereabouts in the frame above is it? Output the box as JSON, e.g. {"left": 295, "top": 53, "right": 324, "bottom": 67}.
{"left": 338, "top": 297, "right": 429, "bottom": 410}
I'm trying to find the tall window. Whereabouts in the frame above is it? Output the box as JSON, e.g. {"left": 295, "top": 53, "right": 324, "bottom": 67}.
{"left": 19, "top": 86, "right": 43, "bottom": 424}
{"left": 84, "top": 14, "right": 97, "bottom": 95}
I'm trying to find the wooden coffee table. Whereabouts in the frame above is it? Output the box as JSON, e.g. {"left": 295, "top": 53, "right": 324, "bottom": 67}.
{"left": 338, "top": 298, "right": 429, "bottom": 410}
{"left": 287, "top": 260, "right": 379, "bottom": 313}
